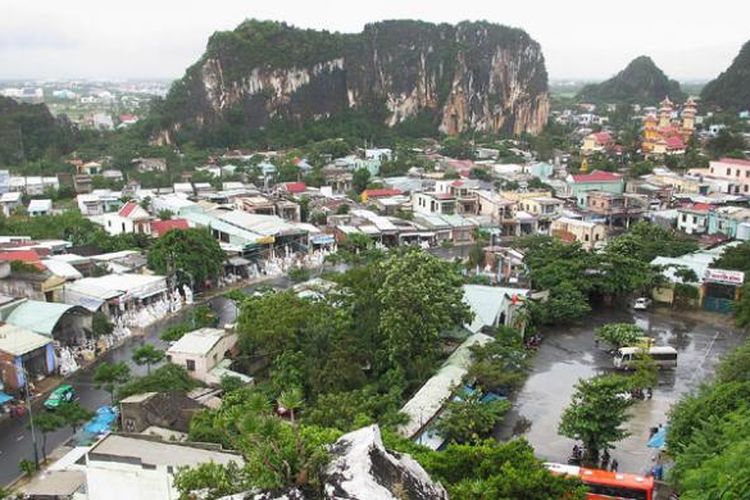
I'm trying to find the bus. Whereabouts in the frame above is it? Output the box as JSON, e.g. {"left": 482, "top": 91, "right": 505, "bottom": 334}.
{"left": 613, "top": 346, "right": 678, "bottom": 370}
{"left": 545, "top": 462, "right": 655, "bottom": 500}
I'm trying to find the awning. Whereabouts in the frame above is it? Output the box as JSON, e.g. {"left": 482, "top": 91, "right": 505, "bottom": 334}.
{"left": 227, "top": 256, "right": 251, "bottom": 266}
{"left": 311, "top": 234, "right": 335, "bottom": 245}
{"left": 0, "top": 392, "right": 13, "bottom": 404}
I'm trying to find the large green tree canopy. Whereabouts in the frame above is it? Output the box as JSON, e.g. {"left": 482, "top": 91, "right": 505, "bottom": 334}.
{"left": 147, "top": 228, "right": 225, "bottom": 289}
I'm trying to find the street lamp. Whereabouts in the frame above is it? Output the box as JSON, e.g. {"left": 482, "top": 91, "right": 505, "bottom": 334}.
{"left": 1, "top": 358, "right": 40, "bottom": 468}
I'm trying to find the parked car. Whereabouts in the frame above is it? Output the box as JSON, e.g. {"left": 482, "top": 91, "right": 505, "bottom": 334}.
{"left": 632, "top": 297, "right": 652, "bottom": 310}
{"left": 44, "top": 384, "right": 76, "bottom": 410}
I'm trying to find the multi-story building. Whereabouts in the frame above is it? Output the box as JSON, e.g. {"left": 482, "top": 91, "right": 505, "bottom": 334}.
{"left": 704, "top": 158, "right": 750, "bottom": 195}
{"left": 583, "top": 191, "right": 648, "bottom": 227}
{"left": 567, "top": 170, "right": 625, "bottom": 207}
{"left": 676, "top": 204, "right": 711, "bottom": 235}
{"left": 550, "top": 217, "right": 608, "bottom": 250}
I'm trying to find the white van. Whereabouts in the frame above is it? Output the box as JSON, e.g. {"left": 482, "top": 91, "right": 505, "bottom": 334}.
{"left": 614, "top": 346, "right": 678, "bottom": 370}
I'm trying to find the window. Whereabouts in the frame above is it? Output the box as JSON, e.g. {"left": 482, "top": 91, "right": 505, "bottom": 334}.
{"left": 745, "top": 185, "right": 749, "bottom": 193}
{"left": 681, "top": 214, "right": 687, "bottom": 222}
{"left": 727, "top": 168, "right": 731, "bottom": 175}
{"left": 584, "top": 234, "right": 590, "bottom": 242}
{"left": 692, "top": 216, "right": 697, "bottom": 224}
{"left": 737, "top": 170, "right": 741, "bottom": 177}
{"left": 186, "top": 359, "right": 195, "bottom": 371}
{"left": 121, "top": 222, "right": 126, "bottom": 232}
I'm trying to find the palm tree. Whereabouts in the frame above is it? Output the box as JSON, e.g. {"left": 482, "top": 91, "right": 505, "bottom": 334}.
{"left": 278, "top": 388, "right": 303, "bottom": 425}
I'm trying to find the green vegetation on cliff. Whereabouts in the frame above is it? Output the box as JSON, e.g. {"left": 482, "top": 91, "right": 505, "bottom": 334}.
{"left": 0, "top": 96, "right": 78, "bottom": 165}
{"left": 701, "top": 40, "right": 750, "bottom": 110}
{"left": 577, "top": 56, "right": 685, "bottom": 104}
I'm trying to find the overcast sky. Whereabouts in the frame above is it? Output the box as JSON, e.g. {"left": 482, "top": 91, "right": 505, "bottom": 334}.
{"left": 1, "top": 0, "right": 747, "bottom": 81}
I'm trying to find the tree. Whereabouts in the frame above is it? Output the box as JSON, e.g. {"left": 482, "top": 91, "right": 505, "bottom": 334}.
{"left": 32, "top": 411, "right": 65, "bottom": 461}
{"left": 92, "top": 311, "right": 114, "bottom": 339}
{"left": 441, "top": 137, "right": 475, "bottom": 160}
{"left": 558, "top": 374, "right": 635, "bottom": 464}
{"left": 174, "top": 461, "right": 249, "bottom": 500}
{"left": 57, "top": 402, "right": 94, "bottom": 434}
{"left": 713, "top": 241, "right": 750, "bottom": 275}
{"left": 94, "top": 361, "right": 131, "bottom": 403}
{"left": 352, "top": 168, "right": 370, "bottom": 194}
{"left": 387, "top": 437, "right": 587, "bottom": 499}
{"left": 157, "top": 209, "right": 174, "bottom": 220}
{"left": 132, "top": 343, "right": 165, "bottom": 374}
{"left": 220, "top": 375, "right": 245, "bottom": 394}
{"left": 468, "top": 332, "right": 529, "bottom": 392}
{"left": 606, "top": 222, "right": 698, "bottom": 263}
{"left": 287, "top": 267, "right": 311, "bottom": 283}
{"left": 436, "top": 392, "right": 510, "bottom": 444}
{"left": 595, "top": 323, "right": 644, "bottom": 349}
{"left": 629, "top": 353, "right": 658, "bottom": 390}
{"left": 147, "top": 228, "right": 225, "bottom": 290}
{"left": 116, "top": 364, "right": 198, "bottom": 402}
{"left": 377, "top": 248, "right": 472, "bottom": 385}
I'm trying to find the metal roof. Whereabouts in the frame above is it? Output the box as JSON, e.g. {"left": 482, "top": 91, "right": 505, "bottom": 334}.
{"left": 6, "top": 300, "right": 82, "bottom": 336}
{"left": 462, "top": 284, "right": 530, "bottom": 334}
{"left": 0, "top": 323, "right": 52, "bottom": 356}
{"left": 167, "top": 328, "right": 228, "bottom": 356}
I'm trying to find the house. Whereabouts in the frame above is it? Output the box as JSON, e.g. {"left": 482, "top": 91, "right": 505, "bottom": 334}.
{"left": 707, "top": 206, "right": 750, "bottom": 238}
{"left": 581, "top": 131, "right": 614, "bottom": 154}
{"left": 0, "top": 323, "right": 56, "bottom": 392}
{"left": 166, "top": 327, "right": 250, "bottom": 386}
{"left": 567, "top": 170, "right": 625, "bottom": 205}
{"left": 519, "top": 197, "right": 563, "bottom": 231}
{"left": 93, "top": 201, "right": 152, "bottom": 236}
{"left": 0, "top": 252, "right": 67, "bottom": 301}
{"left": 434, "top": 179, "right": 480, "bottom": 214}
{"left": 475, "top": 190, "right": 518, "bottom": 236}
{"left": 361, "top": 188, "right": 403, "bottom": 203}
{"left": 704, "top": 158, "right": 750, "bottom": 195}
{"left": 462, "top": 284, "right": 531, "bottom": 334}
{"left": 63, "top": 273, "right": 169, "bottom": 322}
{"left": 27, "top": 198, "right": 52, "bottom": 217}
{"left": 550, "top": 217, "right": 607, "bottom": 250}
{"left": 46, "top": 434, "right": 243, "bottom": 500}
{"left": 0, "top": 299, "right": 91, "bottom": 346}
{"left": 77, "top": 191, "right": 124, "bottom": 216}
{"left": 676, "top": 204, "right": 712, "bottom": 235}
{"left": 582, "top": 191, "right": 647, "bottom": 227}
{"left": 131, "top": 158, "right": 167, "bottom": 173}
{"left": 0, "top": 191, "right": 22, "bottom": 216}
{"left": 150, "top": 218, "right": 189, "bottom": 238}
{"left": 120, "top": 392, "right": 205, "bottom": 434}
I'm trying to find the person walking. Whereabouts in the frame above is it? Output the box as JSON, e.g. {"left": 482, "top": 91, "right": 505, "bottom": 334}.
{"left": 610, "top": 459, "right": 619, "bottom": 472}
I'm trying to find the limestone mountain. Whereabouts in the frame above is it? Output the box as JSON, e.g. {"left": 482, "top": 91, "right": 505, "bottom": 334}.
{"left": 0, "top": 96, "right": 77, "bottom": 165}
{"left": 577, "top": 56, "right": 686, "bottom": 104}
{"left": 154, "top": 20, "right": 550, "bottom": 146}
{"left": 701, "top": 40, "right": 750, "bottom": 110}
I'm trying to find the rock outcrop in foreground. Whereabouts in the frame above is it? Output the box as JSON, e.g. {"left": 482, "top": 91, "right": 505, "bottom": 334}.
{"left": 224, "top": 425, "right": 446, "bottom": 500}
{"left": 159, "top": 20, "right": 549, "bottom": 144}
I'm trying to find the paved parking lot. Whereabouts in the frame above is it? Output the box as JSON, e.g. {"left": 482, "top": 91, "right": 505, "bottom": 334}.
{"left": 498, "top": 306, "right": 745, "bottom": 475}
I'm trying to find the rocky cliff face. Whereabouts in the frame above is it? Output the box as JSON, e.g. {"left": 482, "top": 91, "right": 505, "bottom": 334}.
{"left": 160, "top": 20, "right": 549, "bottom": 144}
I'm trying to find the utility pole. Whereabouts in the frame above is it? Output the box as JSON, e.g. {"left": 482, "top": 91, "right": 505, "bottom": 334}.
{"left": 21, "top": 359, "right": 40, "bottom": 468}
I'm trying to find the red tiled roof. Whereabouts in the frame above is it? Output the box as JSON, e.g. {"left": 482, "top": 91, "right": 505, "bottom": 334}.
{"left": 451, "top": 180, "right": 465, "bottom": 187}
{"left": 571, "top": 170, "right": 622, "bottom": 183}
{"left": 718, "top": 157, "right": 750, "bottom": 167}
{"left": 593, "top": 132, "right": 612, "bottom": 145}
{"left": 282, "top": 182, "right": 307, "bottom": 194}
{"left": 150, "top": 219, "right": 189, "bottom": 237}
{"left": 363, "top": 188, "right": 402, "bottom": 198}
{"left": 0, "top": 250, "right": 45, "bottom": 270}
{"left": 665, "top": 136, "right": 685, "bottom": 149}
{"left": 691, "top": 203, "right": 713, "bottom": 212}
{"left": 118, "top": 201, "right": 139, "bottom": 218}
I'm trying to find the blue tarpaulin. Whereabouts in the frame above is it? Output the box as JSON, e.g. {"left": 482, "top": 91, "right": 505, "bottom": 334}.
{"left": 83, "top": 406, "right": 117, "bottom": 435}
{"left": 647, "top": 426, "right": 667, "bottom": 449}
{"left": 0, "top": 392, "right": 13, "bottom": 405}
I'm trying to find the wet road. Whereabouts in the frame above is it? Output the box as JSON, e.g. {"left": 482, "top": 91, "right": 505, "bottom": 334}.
{"left": 498, "top": 306, "right": 745, "bottom": 475}
{"left": 0, "top": 274, "right": 294, "bottom": 486}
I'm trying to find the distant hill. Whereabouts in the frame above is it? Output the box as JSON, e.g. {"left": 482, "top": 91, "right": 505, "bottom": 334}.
{"left": 576, "top": 56, "right": 686, "bottom": 104}
{"left": 0, "top": 96, "right": 77, "bottom": 166}
{"left": 701, "top": 40, "right": 750, "bottom": 110}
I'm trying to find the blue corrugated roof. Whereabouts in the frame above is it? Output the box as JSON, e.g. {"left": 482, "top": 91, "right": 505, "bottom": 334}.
{"left": 6, "top": 301, "right": 79, "bottom": 336}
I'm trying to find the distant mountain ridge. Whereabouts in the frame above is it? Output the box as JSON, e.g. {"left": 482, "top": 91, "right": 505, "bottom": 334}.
{"left": 0, "top": 96, "right": 77, "bottom": 166}
{"left": 701, "top": 40, "right": 750, "bottom": 110}
{"left": 153, "top": 19, "right": 550, "bottom": 147}
{"left": 576, "top": 56, "right": 686, "bottom": 103}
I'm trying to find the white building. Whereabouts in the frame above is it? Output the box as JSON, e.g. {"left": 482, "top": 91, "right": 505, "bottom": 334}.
{"left": 166, "top": 327, "right": 250, "bottom": 386}
{"left": 27, "top": 199, "right": 52, "bottom": 217}
{"left": 21, "top": 433, "right": 243, "bottom": 500}
{"left": 91, "top": 201, "right": 152, "bottom": 236}
{"left": 0, "top": 191, "right": 22, "bottom": 216}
